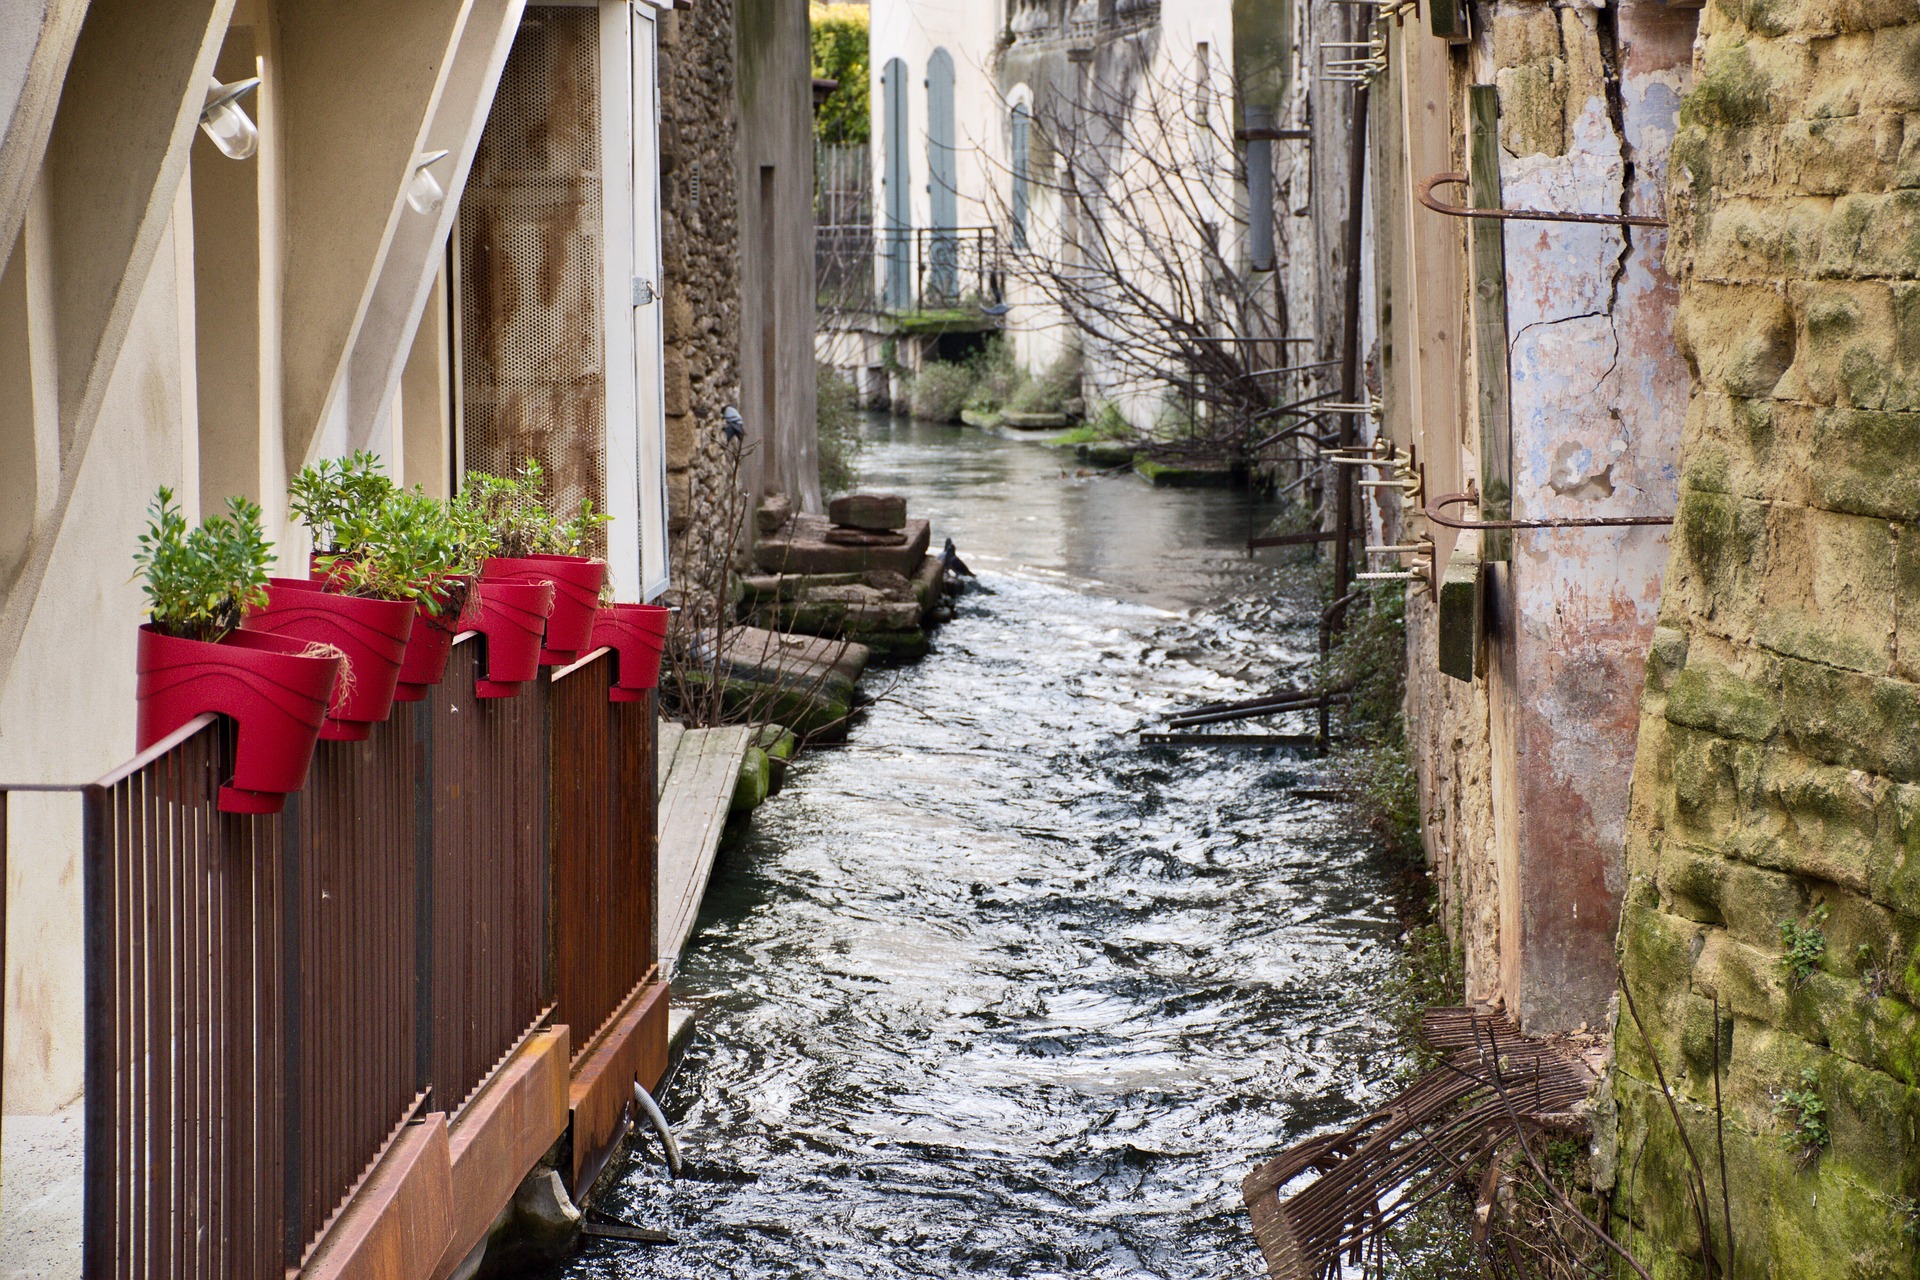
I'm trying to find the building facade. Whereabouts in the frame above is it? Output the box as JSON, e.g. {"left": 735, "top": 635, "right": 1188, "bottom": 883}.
{"left": 0, "top": 0, "right": 796, "bottom": 1274}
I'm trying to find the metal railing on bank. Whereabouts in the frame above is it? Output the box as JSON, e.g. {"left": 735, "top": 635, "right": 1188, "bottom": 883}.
{"left": 2, "top": 637, "right": 656, "bottom": 1277}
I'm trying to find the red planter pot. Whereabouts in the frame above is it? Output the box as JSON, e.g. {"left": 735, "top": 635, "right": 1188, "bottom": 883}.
{"left": 240, "top": 578, "right": 416, "bottom": 741}
{"left": 483, "top": 555, "right": 607, "bottom": 665}
{"left": 394, "top": 577, "right": 470, "bottom": 703}
{"left": 135, "top": 624, "right": 342, "bottom": 814}
{"left": 592, "top": 604, "right": 671, "bottom": 702}
{"left": 466, "top": 578, "right": 556, "bottom": 699}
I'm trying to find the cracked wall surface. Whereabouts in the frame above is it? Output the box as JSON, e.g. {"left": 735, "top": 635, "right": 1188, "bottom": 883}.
{"left": 1375, "top": 0, "right": 1692, "bottom": 1033}
{"left": 1496, "top": 0, "right": 1692, "bottom": 1032}
{"left": 1612, "top": 0, "right": 1920, "bottom": 1272}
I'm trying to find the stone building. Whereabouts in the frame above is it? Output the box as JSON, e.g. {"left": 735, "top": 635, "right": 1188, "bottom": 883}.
{"left": 1610, "top": 1, "right": 1920, "bottom": 1271}
{"left": 1319, "top": 0, "right": 1920, "bottom": 1271}
{"left": 857, "top": 0, "right": 1258, "bottom": 428}
{"left": 0, "top": 0, "right": 799, "bottom": 1272}
{"left": 657, "top": 0, "right": 819, "bottom": 605}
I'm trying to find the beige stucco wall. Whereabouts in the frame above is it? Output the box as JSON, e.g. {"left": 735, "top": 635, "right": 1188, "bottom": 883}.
{"left": 2, "top": 203, "right": 197, "bottom": 1114}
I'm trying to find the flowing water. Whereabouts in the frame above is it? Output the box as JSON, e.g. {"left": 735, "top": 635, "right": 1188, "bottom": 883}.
{"left": 556, "top": 416, "right": 1410, "bottom": 1278}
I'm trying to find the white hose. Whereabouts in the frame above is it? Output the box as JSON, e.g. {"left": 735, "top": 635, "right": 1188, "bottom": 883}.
{"left": 632, "top": 1081, "right": 682, "bottom": 1179}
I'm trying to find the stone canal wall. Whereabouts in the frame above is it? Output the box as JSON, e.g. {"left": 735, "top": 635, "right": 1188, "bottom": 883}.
{"left": 1613, "top": 0, "right": 1920, "bottom": 1270}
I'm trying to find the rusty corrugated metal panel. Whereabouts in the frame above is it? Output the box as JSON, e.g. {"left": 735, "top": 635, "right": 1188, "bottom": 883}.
{"left": 548, "top": 654, "right": 655, "bottom": 1060}
{"left": 423, "top": 639, "right": 552, "bottom": 1119}
{"left": 81, "top": 717, "right": 289, "bottom": 1279}
{"left": 284, "top": 706, "right": 425, "bottom": 1264}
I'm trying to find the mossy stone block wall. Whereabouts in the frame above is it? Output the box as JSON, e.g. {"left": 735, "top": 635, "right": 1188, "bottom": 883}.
{"left": 1614, "top": 0, "right": 1920, "bottom": 1273}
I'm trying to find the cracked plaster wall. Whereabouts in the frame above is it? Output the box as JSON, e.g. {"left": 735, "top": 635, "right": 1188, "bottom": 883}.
{"left": 1381, "top": 0, "right": 1692, "bottom": 1034}
{"left": 1487, "top": 0, "right": 1690, "bottom": 1032}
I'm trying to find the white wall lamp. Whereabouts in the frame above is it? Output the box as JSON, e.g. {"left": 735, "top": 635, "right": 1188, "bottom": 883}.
{"left": 406, "top": 149, "right": 453, "bottom": 214}
{"left": 199, "top": 76, "right": 262, "bottom": 160}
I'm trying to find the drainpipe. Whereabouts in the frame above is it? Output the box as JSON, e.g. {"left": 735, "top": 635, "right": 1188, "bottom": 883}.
{"left": 1246, "top": 106, "right": 1276, "bottom": 272}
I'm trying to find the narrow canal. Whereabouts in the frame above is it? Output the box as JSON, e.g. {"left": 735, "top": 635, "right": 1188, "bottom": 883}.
{"left": 559, "top": 416, "right": 1412, "bottom": 1277}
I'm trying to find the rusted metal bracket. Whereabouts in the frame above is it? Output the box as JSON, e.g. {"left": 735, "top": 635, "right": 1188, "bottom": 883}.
{"left": 1418, "top": 172, "right": 1666, "bottom": 228}
{"left": 1425, "top": 484, "right": 1673, "bottom": 530}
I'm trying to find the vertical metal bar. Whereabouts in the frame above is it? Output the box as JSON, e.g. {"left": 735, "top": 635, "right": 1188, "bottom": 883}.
{"left": 81, "top": 785, "right": 111, "bottom": 1280}
{"left": 174, "top": 743, "right": 196, "bottom": 1277}
{"left": 143, "top": 764, "right": 167, "bottom": 1280}
{"left": 114, "top": 780, "right": 132, "bottom": 1280}
{"left": 415, "top": 700, "right": 436, "bottom": 1110}
{"left": 279, "top": 789, "right": 302, "bottom": 1267}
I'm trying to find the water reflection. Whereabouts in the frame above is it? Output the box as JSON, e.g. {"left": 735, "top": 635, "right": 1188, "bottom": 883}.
{"left": 551, "top": 416, "right": 1403, "bottom": 1279}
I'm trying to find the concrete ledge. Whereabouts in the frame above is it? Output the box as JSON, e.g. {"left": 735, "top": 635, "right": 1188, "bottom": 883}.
{"left": 302, "top": 1114, "right": 454, "bottom": 1280}
{"left": 429, "top": 1026, "right": 572, "bottom": 1280}
{"left": 567, "top": 983, "right": 670, "bottom": 1200}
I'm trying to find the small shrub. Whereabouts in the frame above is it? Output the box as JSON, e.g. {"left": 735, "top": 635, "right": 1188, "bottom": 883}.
{"left": 451, "top": 459, "right": 606, "bottom": 559}
{"left": 288, "top": 450, "right": 392, "bottom": 554}
{"left": 964, "top": 338, "right": 1020, "bottom": 413}
{"left": 1779, "top": 904, "right": 1829, "bottom": 987}
{"left": 1008, "top": 346, "right": 1082, "bottom": 415}
{"left": 1086, "top": 402, "right": 1132, "bottom": 439}
{"left": 133, "top": 488, "right": 273, "bottom": 643}
{"left": 1773, "top": 1069, "right": 1830, "bottom": 1164}
{"left": 816, "top": 362, "right": 864, "bottom": 496}
{"left": 909, "top": 360, "right": 976, "bottom": 422}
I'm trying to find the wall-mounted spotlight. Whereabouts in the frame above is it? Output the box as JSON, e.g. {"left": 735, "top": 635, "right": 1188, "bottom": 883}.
{"left": 406, "top": 149, "right": 452, "bottom": 214}
{"left": 199, "top": 76, "right": 262, "bottom": 160}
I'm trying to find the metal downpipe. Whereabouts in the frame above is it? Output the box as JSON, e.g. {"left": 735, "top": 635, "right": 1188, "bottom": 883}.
{"left": 632, "top": 1081, "right": 683, "bottom": 1179}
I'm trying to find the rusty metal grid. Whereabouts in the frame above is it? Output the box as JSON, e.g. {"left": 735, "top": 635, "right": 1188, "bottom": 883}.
{"left": 457, "top": 5, "right": 609, "bottom": 558}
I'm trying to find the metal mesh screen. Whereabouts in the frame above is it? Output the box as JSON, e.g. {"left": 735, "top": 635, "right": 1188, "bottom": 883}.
{"left": 457, "top": 6, "right": 608, "bottom": 556}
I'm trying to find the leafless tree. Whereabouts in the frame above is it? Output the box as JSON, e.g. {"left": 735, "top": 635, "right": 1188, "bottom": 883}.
{"left": 987, "top": 53, "right": 1330, "bottom": 467}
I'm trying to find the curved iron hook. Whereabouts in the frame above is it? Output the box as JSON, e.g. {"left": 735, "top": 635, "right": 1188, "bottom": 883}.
{"left": 1418, "top": 172, "right": 1666, "bottom": 229}
{"left": 1425, "top": 485, "right": 1672, "bottom": 530}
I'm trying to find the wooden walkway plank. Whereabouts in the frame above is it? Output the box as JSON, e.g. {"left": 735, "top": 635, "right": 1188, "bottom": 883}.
{"left": 655, "top": 724, "right": 756, "bottom": 975}
{"left": 656, "top": 720, "right": 686, "bottom": 794}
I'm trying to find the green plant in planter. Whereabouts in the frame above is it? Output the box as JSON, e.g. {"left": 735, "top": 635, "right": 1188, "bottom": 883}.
{"left": 547, "top": 498, "right": 610, "bottom": 556}
{"left": 454, "top": 459, "right": 610, "bottom": 558}
{"left": 133, "top": 487, "right": 274, "bottom": 643}
{"left": 455, "top": 461, "right": 551, "bottom": 558}
{"left": 324, "top": 488, "right": 468, "bottom": 612}
{"left": 288, "top": 450, "right": 394, "bottom": 554}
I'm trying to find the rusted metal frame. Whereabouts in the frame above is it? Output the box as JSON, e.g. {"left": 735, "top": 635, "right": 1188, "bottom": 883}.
{"left": 1418, "top": 171, "right": 1666, "bottom": 228}
{"left": 280, "top": 782, "right": 305, "bottom": 1267}
{"left": 414, "top": 695, "right": 437, "bottom": 1115}
{"left": 1236, "top": 358, "right": 1342, "bottom": 382}
{"left": 80, "top": 778, "right": 111, "bottom": 1279}
{"left": 1425, "top": 486, "right": 1673, "bottom": 530}
{"left": 1245, "top": 414, "right": 1338, "bottom": 454}
{"left": 1166, "top": 686, "right": 1355, "bottom": 726}
{"left": 1249, "top": 388, "right": 1344, "bottom": 423}
{"left": 1259, "top": 1063, "right": 1586, "bottom": 1271}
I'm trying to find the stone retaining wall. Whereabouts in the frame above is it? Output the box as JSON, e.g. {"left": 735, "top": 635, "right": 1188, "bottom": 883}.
{"left": 1614, "top": 0, "right": 1920, "bottom": 1271}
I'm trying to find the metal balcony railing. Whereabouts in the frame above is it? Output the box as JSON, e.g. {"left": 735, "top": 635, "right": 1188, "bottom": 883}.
{"left": 1, "top": 638, "right": 658, "bottom": 1276}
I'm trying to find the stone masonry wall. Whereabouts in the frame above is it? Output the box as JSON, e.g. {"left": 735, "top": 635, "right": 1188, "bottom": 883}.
{"left": 1613, "top": 0, "right": 1920, "bottom": 1273}
{"left": 658, "top": 2, "right": 744, "bottom": 604}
